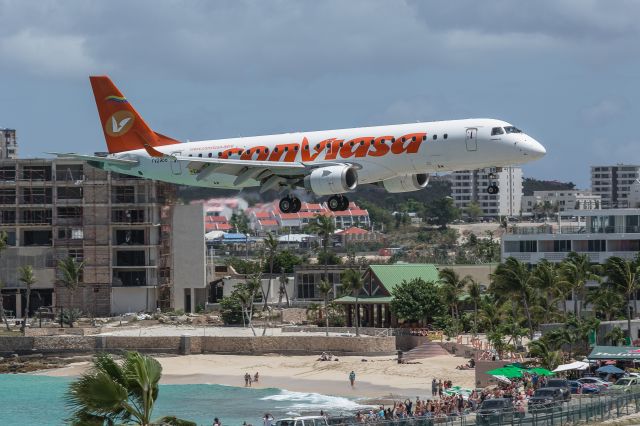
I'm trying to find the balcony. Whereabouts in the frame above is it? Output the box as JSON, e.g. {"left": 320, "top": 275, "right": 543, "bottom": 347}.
{"left": 507, "top": 225, "right": 640, "bottom": 235}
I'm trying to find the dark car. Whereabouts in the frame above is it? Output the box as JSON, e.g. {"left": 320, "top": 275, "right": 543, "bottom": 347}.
{"left": 569, "top": 380, "right": 583, "bottom": 394}
{"left": 529, "top": 388, "right": 564, "bottom": 412}
{"left": 476, "top": 398, "right": 514, "bottom": 425}
{"left": 546, "top": 378, "right": 572, "bottom": 401}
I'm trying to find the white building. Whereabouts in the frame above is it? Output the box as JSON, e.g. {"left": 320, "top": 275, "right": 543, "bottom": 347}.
{"left": 502, "top": 209, "right": 640, "bottom": 264}
{"left": 591, "top": 165, "right": 640, "bottom": 208}
{"left": 521, "top": 190, "right": 601, "bottom": 215}
{"left": 449, "top": 167, "right": 523, "bottom": 217}
{"left": 628, "top": 179, "right": 640, "bottom": 208}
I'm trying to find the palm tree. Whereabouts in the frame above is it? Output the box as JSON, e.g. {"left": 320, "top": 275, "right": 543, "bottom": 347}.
{"left": 528, "top": 340, "right": 563, "bottom": 370}
{"left": 559, "top": 252, "right": 601, "bottom": 318}
{"left": 341, "top": 268, "right": 364, "bottom": 336}
{"left": 0, "top": 231, "right": 10, "bottom": 331}
{"left": 66, "top": 351, "right": 195, "bottom": 426}
{"left": 586, "top": 287, "right": 624, "bottom": 321}
{"left": 491, "top": 257, "right": 535, "bottom": 339}
{"left": 19, "top": 266, "right": 36, "bottom": 334}
{"left": 478, "top": 296, "right": 504, "bottom": 333}
{"left": 308, "top": 214, "right": 336, "bottom": 281}
{"left": 263, "top": 232, "right": 278, "bottom": 311}
{"left": 603, "top": 255, "right": 640, "bottom": 339}
{"left": 606, "top": 326, "right": 627, "bottom": 346}
{"left": 467, "top": 278, "right": 482, "bottom": 336}
{"left": 438, "top": 268, "right": 470, "bottom": 321}
{"left": 58, "top": 256, "right": 85, "bottom": 326}
{"left": 318, "top": 279, "right": 333, "bottom": 336}
{"left": 531, "top": 260, "right": 565, "bottom": 315}
{"left": 278, "top": 272, "right": 290, "bottom": 308}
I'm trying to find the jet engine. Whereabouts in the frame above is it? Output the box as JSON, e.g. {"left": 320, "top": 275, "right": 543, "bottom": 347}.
{"left": 382, "top": 173, "right": 429, "bottom": 193}
{"left": 303, "top": 164, "right": 358, "bottom": 195}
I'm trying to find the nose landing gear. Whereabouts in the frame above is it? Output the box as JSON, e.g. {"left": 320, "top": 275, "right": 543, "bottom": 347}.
{"left": 327, "top": 195, "right": 349, "bottom": 212}
{"left": 279, "top": 196, "right": 302, "bottom": 213}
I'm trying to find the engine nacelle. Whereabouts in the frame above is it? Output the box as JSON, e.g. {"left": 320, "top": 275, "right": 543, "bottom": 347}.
{"left": 303, "top": 165, "right": 358, "bottom": 195}
{"left": 382, "top": 173, "right": 429, "bottom": 193}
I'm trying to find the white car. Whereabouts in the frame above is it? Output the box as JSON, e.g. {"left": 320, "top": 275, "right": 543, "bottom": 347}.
{"left": 577, "top": 377, "right": 610, "bottom": 389}
{"left": 276, "top": 417, "right": 329, "bottom": 426}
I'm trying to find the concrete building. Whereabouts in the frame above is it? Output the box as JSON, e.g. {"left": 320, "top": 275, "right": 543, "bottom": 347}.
{"left": 628, "top": 179, "right": 640, "bottom": 208}
{"left": 502, "top": 209, "right": 640, "bottom": 264}
{"left": 521, "top": 190, "right": 601, "bottom": 215}
{"left": 0, "top": 158, "right": 174, "bottom": 317}
{"left": 449, "top": 167, "right": 523, "bottom": 217}
{"left": 0, "top": 128, "right": 17, "bottom": 159}
{"left": 591, "top": 165, "right": 640, "bottom": 208}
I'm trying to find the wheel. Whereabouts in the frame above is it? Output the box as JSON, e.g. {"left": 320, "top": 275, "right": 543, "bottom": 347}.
{"left": 486, "top": 185, "right": 495, "bottom": 194}
{"left": 339, "top": 195, "right": 349, "bottom": 211}
{"left": 279, "top": 197, "right": 293, "bottom": 213}
{"left": 291, "top": 197, "right": 302, "bottom": 213}
{"left": 493, "top": 184, "right": 500, "bottom": 194}
{"left": 327, "top": 195, "right": 341, "bottom": 212}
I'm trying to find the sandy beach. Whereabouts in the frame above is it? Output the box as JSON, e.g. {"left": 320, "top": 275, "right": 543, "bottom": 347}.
{"left": 39, "top": 353, "right": 475, "bottom": 399}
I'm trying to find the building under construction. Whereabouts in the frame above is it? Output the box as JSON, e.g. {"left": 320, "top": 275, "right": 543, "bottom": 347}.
{"left": 0, "top": 158, "right": 176, "bottom": 317}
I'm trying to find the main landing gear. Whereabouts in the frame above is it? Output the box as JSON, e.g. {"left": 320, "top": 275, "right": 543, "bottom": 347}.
{"left": 486, "top": 172, "right": 500, "bottom": 195}
{"left": 327, "top": 195, "right": 349, "bottom": 212}
{"left": 279, "top": 196, "right": 302, "bottom": 213}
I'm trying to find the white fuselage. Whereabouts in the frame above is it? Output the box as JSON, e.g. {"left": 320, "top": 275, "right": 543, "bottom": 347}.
{"left": 101, "top": 118, "right": 545, "bottom": 189}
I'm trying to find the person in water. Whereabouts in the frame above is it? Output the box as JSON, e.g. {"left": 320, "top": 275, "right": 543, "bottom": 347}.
{"left": 349, "top": 370, "right": 356, "bottom": 387}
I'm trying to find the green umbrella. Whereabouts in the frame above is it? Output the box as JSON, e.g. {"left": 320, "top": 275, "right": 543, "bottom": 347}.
{"left": 486, "top": 366, "right": 523, "bottom": 378}
{"left": 529, "top": 367, "right": 555, "bottom": 376}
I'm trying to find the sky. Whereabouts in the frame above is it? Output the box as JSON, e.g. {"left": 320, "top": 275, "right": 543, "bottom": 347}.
{"left": 0, "top": 0, "right": 639, "bottom": 188}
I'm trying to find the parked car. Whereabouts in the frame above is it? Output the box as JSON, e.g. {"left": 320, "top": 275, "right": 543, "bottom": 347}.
{"left": 577, "top": 376, "right": 610, "bottom": 390}
{"left": 610, "top": 377, "right": 640, "bottom": 393}
{"left": 276, "top": 417, "right": 329, "bottom": 426}
{"left": 569, "top": 380, "right": 582, "bottom": 394}
{"left": 545, "top": 379, "right": 572, "bottom": 401}
{"left": 528, "top": 388, "right": 565, "bottom": 411}
{"left": 476, "top": 398, "right": 514, "bottom": 425}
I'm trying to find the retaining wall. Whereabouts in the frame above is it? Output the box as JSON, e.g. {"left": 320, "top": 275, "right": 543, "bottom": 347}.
{"left": 0, "top": 335, "right": 396, "bottom": 356}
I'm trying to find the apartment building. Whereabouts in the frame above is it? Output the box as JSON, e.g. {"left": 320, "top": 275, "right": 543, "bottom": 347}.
{"left": 591, "top": 165, "right": 640, "bottom": 208}
{"left": 0, "top": 158, "right": 175, "bottom": 317}
{"left": 502, "top": 209, "right": 640, "bottom": 264}
{"left": 449, "top": 167, "right": 523, "bottom": 217}
{"left": 0, "top": 128, "right": 17, "bottom": 159}
{"left": 521, "top": 190, "right": 601, "bottom": 215}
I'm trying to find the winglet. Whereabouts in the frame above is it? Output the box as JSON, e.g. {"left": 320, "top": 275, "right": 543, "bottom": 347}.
{"left": 89, "top": 76, "right": 180, "bottom": 153}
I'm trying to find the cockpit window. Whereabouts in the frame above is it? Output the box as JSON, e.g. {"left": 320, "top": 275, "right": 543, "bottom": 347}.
{"left": 491, "top": 127, "right": 504, "bottom": 136}
{"left": 504, "top": 126, "right": 522, "bottom": 134}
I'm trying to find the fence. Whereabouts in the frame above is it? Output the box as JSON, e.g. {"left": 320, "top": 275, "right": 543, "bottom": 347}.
{"left": 326, "top": 391, "right": 640, "bottom": 426}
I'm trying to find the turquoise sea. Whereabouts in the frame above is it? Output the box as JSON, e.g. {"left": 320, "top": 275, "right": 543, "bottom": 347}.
{"left": 0, "top": 375, "right": 367, "bottom": 425}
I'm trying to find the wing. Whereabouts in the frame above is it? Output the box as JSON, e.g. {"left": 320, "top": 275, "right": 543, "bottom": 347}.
{"left": 46, "top": 152, "right": 139, "bottom": 167}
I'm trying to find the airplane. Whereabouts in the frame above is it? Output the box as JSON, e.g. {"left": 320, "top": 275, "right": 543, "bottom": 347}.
{"left": 51, "top": 76, "right": 546, "bottom": 214}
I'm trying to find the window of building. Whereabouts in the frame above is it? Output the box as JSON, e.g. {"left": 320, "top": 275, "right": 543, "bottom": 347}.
{"left": 297, "top": 273, "right": 316, "bottom": 299}
{"left": 21, "top": 165, "right": 51, "bottom": 181}
{"left": 112, "top": 209, "right": 145, "bottom": 223}
{"left": 553, "top": 240, "right": 571, "bottom": 252}
{"left": 0, "top": 166, "right": 15, "bottom": 181}
{"left": 116, "top": 250, "right": 146, "bottom": 266}
{"left": 55, "top": 165, "right": 84, "bottom": 181}
{"left": 0, "top": 210, "right": 15, "bottom": 224}
{"left": 115, "top": 229, "right": 145, "bottom": 245}
{"left": 23, "top": 230, "right": 52, "bottom": 246}
{"left": 0, "top": 188, "right": 15, "bottom": 204}
{"left": 57, "top": 207, "right": 83, "bottom": 218}
{"left": 587, "top": 240, "right": 606, "bottom": 252}
{"left": 57, "top": 186, "right": 82, "bottom": 200}
{"left": 517, "top": 240, "right": 537, "bottom": 252}
{"left": 113, "top": 186, "right": 135, "bottom": 203}
{"left": 21, "top": 209, "right": 52, "bottom": 224}
{"left": 113, "top": 270, "right": 146, "bottom": 287}
{"left": 21, "top": 187, "right": 52, "bottom": 204}
{"left": 58, "top": 228, "right": 83, "bottom": 240}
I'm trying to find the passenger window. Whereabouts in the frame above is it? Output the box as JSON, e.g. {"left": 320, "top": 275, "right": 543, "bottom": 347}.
{"left": 433, "top": 134, "right": 437, "bottom": 140}
{"left": 208, "top": 153, "right": 212, "bottom": 158}
{"left": 444, "top": 134, "right": 448, "bottom": 139}
{"left": 491, "top": 127, "right": 504, "bottom": 136}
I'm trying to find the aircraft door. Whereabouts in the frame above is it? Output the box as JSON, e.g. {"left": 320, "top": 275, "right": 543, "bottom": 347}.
{"left": 170, "top": 151, "right": 182, "bottom": 175}
{"left": 465, "top": 128, "right": 477, "bottom": 151}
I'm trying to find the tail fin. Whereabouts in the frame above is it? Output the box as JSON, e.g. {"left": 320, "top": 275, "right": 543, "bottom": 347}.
{"left": 89, "top": 76, "right": 180, "bottom": 154}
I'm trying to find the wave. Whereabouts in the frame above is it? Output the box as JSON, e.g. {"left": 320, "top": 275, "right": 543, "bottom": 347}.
{"left": 261, "top": 390, "right": 372, "bottom": 412}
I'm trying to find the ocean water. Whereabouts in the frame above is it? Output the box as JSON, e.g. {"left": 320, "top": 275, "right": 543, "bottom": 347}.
{"left": 0, "top": 375, "right": 368, "bottom": 426}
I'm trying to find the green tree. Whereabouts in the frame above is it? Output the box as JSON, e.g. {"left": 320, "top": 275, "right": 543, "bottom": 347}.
{"left": 389, "top": 278, "right": 445, "bottom": 325}
{"left": 66, "top": 352, "right": 195, "bottom": 426}
{"left": 603, "top": 255, "right": 640, "bottom": 338}
{"left": 219, "top": 293, "right": 243, "bottom": 325}
{"left": 465, "top": 201, "right": 482, "bottom": 222}
{"left": 341, "top": 268, "right": 364, "bottom": 336}
{"left": 318, "top": 280, "right": 333, "bottom": 337}
{"left": 491, "top": 257, "right": 535, "bottom": 339}
{"left": 606, "top": 326, "right": 627, "bottom": 346}
{"left": 270, "top": 250, "right": 302, "bottom": 273}
{"left": 229, "top": 213, "right": 249, "bottom": 234}
{"left": 426, "top": 197, "right": 460, "bottom": 229}
{"left": 58, "top": 256, "right": 85, "bottom": 327}
{"left": 467, "top": 278, "right": 482, "bottom": 335}
{"left": 439, "top": 268, "right": 470, "bottom": 321}
{"left": 263, "top": 232, "right": 278, "bottom": 311}
{"left": 308, "top": 214, "right": 336, "bottom": 281}
{"left": 528, "top": 340, "right": 563, "bottom": 370}
{"left": 19, "top": 266, "right": 36, "bottom": 334}
{"left": 0, "top": 230, "right": 10, "bottom": 331}
{"left": 586, "top": 287, "right": 625, "bottom": 321}
{"left": 278, "top": 272, "right": 290, "bottom": 308}
{"left": 559, "top": 252, "right": 601, "bottom": 318}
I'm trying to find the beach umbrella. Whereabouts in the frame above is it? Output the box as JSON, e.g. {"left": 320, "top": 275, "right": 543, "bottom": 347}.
{"left": 553, "top": 361, "right": 589, "bottom": 372}
{"left": 493, "top": 375, "right": 512, "bottom": 384}
{"left": 486, "top": 367, "right": 523, "bottom": 378}
{"left": 596, "top": 365, "right": 624, "bottom": 374}
{"left": 529, "top": 367, "right": 555, "bottom": 376}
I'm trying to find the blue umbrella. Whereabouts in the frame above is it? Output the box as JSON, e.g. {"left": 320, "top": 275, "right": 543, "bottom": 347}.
{"left": 596, "top": 365, "right": 625, "bottom": 374}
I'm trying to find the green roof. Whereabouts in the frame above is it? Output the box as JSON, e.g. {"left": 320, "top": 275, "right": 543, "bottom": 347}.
{"left": 369, "top": 264, "right": 440, "bottom": 293}
{"left": 588, "top": 346, "right": 640, "bottom": 360}
{"left": 333, "top": 295, "right": 393, "bottom": 304}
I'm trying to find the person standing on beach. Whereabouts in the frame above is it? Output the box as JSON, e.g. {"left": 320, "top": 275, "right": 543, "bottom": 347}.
{"left": 349, "top": 370, "right": 356, "bottom": 387}
{"left": 437, "top": 380, "right": 443, "bottom": 398}
{"left": 431, "top": 378, "right": 437, "bottom": 397}
{"left": 244, "top": 372, "right": 251, "bottom": 387}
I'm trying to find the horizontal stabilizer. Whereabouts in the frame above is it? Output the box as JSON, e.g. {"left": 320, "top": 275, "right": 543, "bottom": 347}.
{"left": 46, "top": 152, "right": 139, "bottom": 167}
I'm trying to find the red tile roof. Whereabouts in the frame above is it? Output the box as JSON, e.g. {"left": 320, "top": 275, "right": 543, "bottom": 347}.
{"left": 206, "top": 216, "right": 228, "bottom": 223}
{"left": 259, "top": 219, "right": 278, "bottom": 226}
{"left": 337, "top": 226, "right": 369, "bottom": 235}
{"left": 254, "top": 212, "right": 272, "bottom": 219}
